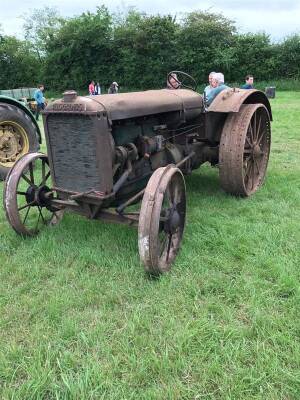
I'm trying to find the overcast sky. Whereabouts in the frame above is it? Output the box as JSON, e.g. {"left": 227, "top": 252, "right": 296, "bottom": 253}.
{"left": 1, "top": 0, "right": 299, "bottom": 41}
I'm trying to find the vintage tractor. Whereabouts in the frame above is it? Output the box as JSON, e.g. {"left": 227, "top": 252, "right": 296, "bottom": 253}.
{"left": 0, "top": 92, "right": 41, "bottom": 180}
{"left": 3, "top": 72, "right": 272, "bottom": 274}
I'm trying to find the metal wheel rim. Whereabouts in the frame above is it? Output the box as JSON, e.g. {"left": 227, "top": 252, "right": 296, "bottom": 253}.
{"left": 219, "top": 103, "right": 271, "bottom": 197}
{"left": 0, "top": 121, "right": 29, "bottom": 168}
{"left": 138, "top": 166, "right": 186, "bottom": 274}
{"left": 243, "top": 106, "right": 271, "bottom": 194}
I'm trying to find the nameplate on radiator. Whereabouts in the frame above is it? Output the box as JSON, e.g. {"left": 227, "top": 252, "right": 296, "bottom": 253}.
{"left": 53, "top": 103, "right": 85, "bottom": 112}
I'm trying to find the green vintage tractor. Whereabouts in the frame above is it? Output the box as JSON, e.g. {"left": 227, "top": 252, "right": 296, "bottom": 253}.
{"left": 0, "top": 88, "right": 42, "bottom": 180}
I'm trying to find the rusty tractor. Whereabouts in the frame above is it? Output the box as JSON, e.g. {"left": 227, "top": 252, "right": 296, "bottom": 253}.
{"left": 0, "top": 88, "right": 42, "bottom": 179}
{"left": 3, "top": 72, "right": 272, "bottom": 274}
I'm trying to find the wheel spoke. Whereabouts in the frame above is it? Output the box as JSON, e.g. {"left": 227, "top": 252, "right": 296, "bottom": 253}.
{"left": 176, "top": 200, "right": 185, "bottom": 218}
{"left": 166, "top": 186, "right": 173, "bottom": 207}
{"left": 244, "top": 162, "right": 251, "bottom": 186}
{"left": 253, "top": 112, "right": 257, "bottom": 141}
{"left": 250, "top": 163, "right": 255, "bottom": 190}
{"left": 254, "top": 158, "right": 260, "bottom": 176}
{"left": 257, "top": 129, "right": 266, "bottom": 146}
{"left": 244, "top": 160, "right": 252, "bottom": 179}
{"left": 41, "top": 159, "right": 46, "bottom": 183}
{"left": 41, "top": 171, "right": 51, "bottom": 187}
{"left": 166, "top": 234, "right": 173, "bottom": 262}
{"left": 173, "top": 183, "right": 180, "bottom": 205}
{"left": 35, "top": 208, "right": 42, "bottom": 231}
{"left": 18, "top": 201, "right": 35, "bottom": 212}
{"left": 256, "top": 117, "right": 262, "bottom": 143}
{"left": 159, "top": 232, "right": 168, "bottom": 256}
{"left": 37, "top": 206, "right": 47, "bottom": 225}
{"left": 248, "top": 123, "right": 254, "bottom": 143}
{"left": 22, "top": 206, "right": 31, "bottom": 225}
{"left": 21, "top": 173, "right": 32, "bottom": 185}
{"left": 245, "top": 135, "right": 253, "bottom": 154}
{"left": 243, "top": 157, "right": 251, "bottom": 172}
{"left": 29, "top": 163, "right": 34, "bottom": 184}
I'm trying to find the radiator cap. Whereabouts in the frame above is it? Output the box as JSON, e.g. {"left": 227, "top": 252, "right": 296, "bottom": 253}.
{"left": 63, "top": 90, "right": 77, "bottom": 102}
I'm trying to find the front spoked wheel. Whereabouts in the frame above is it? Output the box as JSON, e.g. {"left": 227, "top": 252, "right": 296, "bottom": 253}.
{"left": 4, "top": 152, "right": 63, "bottom": 236}
{"left": 138, "top": 165, "right": 186, "bottom": 275}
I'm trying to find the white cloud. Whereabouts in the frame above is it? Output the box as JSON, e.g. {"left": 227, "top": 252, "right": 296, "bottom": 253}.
{"left": 0, "top": 0, "right": 299, "bottom": 40}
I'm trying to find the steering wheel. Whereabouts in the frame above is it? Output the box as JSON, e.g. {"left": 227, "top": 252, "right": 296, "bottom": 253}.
{"left": 167, "top": 71, "right": 197, "bottom": 91}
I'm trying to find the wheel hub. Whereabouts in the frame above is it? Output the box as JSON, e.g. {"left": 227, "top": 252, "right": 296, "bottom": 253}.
{"left": 0, "top": 130, "right": 20, "bottom": 163}
{"left": 25, "top": 185, "right": 54, "bottom": 208}
{"left": 25, "top": 185, "right": 37, "bottom": 204}
{"left": 253, "top": 144, "right": 263, "bottom": 158}
{"left": 164, "top": 207, "right": 180, "bottom": 234}
{"left": 36, "top": 186, "right": 54, "bottom": 208}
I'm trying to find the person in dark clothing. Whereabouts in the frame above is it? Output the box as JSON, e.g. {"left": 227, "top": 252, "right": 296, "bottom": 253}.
{"left": 94, "top": 82, "right": 101, "bottom": 95}
{"left": 241, "top": 75, "right": 254, "bottom": 89}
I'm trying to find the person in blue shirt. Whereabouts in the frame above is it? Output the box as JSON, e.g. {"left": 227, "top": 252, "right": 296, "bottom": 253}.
{"left": 205, "top": 73, "right": 229, "bottom": 107}
{"left": 241, "top": 75, "right": 254, "bottom": 89}
{"left": 34, "top": 84, "right": 45, "bottom": 121}
{"left": 203, "top": 71, "right": 216, "bottom": 104}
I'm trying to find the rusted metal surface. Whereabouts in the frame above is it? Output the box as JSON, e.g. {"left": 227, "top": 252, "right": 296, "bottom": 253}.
{"left": 45, "top": 89, "right": 203, "bottom": 122}
{"left": 97, "top": 210, "right": 139, "bottom": 227}
{"left": 219, "top": 104, "right": 271, "bottom": 196}
{"left": 43, "top": 105, "right": 114, "bottom": 196}
{"left": 90, "top": 89, "right": 203, "bottom": 121}
{"left": 207, "top": 88, "right": 272, "bottom": 120}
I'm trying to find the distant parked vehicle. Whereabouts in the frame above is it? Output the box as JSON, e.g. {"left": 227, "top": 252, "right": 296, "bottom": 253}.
{"left": 0, "top": 88, "right": 41, "bottom": 180}
{"left": 0, "top": 87, "right": 39, "bottom": 112}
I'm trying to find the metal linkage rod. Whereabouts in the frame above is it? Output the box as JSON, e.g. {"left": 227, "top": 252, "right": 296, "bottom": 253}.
{"left": 116, "top": 152, "right": 195, "bottom": 214}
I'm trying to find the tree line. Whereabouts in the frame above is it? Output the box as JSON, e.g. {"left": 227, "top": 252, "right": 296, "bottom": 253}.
{"left": 0, "top": 6, "right": 299, "bottom": 92}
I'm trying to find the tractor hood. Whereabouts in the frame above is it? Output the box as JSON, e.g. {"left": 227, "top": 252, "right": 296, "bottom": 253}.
{"left": 46, "top": 89, "right": 203, "bottom": 122}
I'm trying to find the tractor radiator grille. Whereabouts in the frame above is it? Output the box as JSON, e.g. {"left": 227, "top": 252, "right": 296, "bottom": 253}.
{"left": 47, "top": 114, "right": 101, "bottom": 193}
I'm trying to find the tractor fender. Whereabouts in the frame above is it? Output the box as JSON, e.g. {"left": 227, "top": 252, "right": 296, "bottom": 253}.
{"left": 207, "top": 88, "right": 272, "bottom": 120}
{"left": 0, "top": 96, "right": 42, "bottom": 143}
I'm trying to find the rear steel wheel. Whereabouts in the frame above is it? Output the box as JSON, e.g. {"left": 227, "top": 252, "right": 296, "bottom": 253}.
{"left": 138, "top": 165, "right": 186, "bottom": 275}
{"left": 4, "top": 152, "right": 63, "bottom": 236}
{"left": 219, "top": 103, "right": 271, "bottom": 196}
{"left": 0, "top": 121, "right": 29, "bottom": 167}
{"left": 0, "top": 103, "right": 39, "bottom": 180}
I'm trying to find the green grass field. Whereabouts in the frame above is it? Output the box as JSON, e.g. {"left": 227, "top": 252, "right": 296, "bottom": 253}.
{"left": 0, "top": 92, "right": 299, "bottom": 399}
